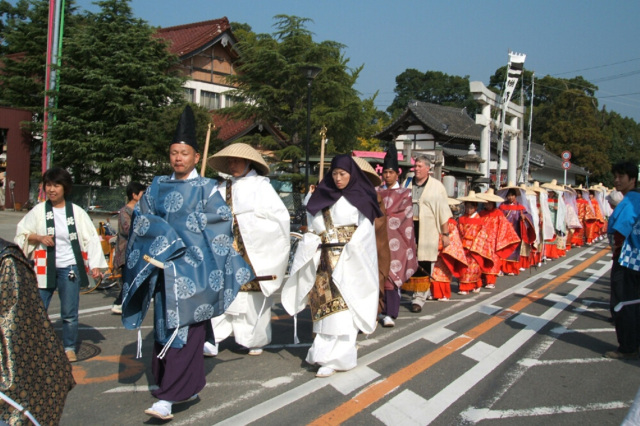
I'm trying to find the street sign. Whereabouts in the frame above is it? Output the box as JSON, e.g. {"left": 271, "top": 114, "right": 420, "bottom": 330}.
{"left": 562, "top": 151, "right": 571, "bottom": 160}
{"left": 562, "top": 161, "right": 571, "bottom": 170}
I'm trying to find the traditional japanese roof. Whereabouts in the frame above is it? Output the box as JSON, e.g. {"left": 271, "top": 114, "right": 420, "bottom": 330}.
{"left": 375, "top": 101, "right": 483, "bottom": 142}
{"left": 529, "top": 142, "right": 589, "bottom": 175}
{"left": 211, "top": 112, "right": 287, "bottom": 147}
{"left": 155, "top": 18, "right": 237, "bottom": 59}
{"left": 441, "top": 144, "right": 496, "bottom": 161}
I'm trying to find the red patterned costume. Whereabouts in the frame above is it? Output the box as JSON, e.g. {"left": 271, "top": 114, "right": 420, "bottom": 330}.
{"left": 431, "top": 218, "right": 466, "bottom": 299}
{"left": 588, "top": 197, "right": 605, "bottom": 243}
{"left": 479, "top": 207, "right": 520, "bottom": 285}
{"left": 377, "top": 187, "right": 419, "bottom": 289}
{"left": 499, "top": 202, "right": 536, "bottom": 275}
{"left": 572, "top": 196, "right": 596, "bottom": 246}
{"left": 457, "top": 214, "right": 494, "bottom": 292}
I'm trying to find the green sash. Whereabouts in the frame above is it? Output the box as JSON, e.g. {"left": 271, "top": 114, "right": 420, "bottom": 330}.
{"left": 44, "top": 200, "right": 89, "bottom": 288}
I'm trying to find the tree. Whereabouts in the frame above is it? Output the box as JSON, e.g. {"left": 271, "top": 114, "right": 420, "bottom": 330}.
{"left": 536, "top": 88, "right": 610, "bottom": 180}
{"left": 224, "top": 15, "right": 373, "bottom": 171}
{"left": 387, "top": 69, "right": 477, "bottom": 118}
{"left": 600, "top": 110, "right": 640, "bottom": 184}
{"left": 1, "top": 0, "right": 47, "bottom": 111}
{"left": 0, "top": 0, "right": 88, "bottom": 178}
{"left": 51, "top": 0, "right": 185, "bottom": 184}
{"left": 355, "top": 94, "right": 389, "bottom": 151}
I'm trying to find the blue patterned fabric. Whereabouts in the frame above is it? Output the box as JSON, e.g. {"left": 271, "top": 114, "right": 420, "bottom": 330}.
{"left": 122, "top": 175, "right": 254, "bottom": 347}
{"left": 611, "top": 191, "right": 640, "bottom": 272}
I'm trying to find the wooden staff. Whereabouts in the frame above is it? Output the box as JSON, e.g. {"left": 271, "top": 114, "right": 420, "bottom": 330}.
{"left": 318, "top": 125, "right": 328, "bottom": 182}
{"left": 200, "top": 122, "right": 213, "bottom": 177}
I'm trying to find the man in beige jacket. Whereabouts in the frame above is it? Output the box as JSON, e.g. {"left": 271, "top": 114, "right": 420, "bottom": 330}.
{"left": 406, "top": 155, "right": 452, "bottom": 312}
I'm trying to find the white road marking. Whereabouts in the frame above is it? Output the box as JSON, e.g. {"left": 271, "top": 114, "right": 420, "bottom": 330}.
{"left": 331, "top": 366, "right": 380, "bottom": 395}
{"left": 49, "top": 305, "right": 111, "bottom": 319}
{"left": 461, "top": 401, "right": 630, "bottom": 421}
{"left": 77, "top": 325, "right": 152, "bottom": 331}
{"left": 478, "top": 304, "right": 502, "bottom": 315}
{"left": 423, "top": 327, "right": 456, "bottom": 344}
{"left": 550, "top": 326, "right": 613, "bottom": 335}
{"left": 514, "top": 287, "right": 534, "bottom": 296}
{"left": 462, "top": 341, "right": 498, "bottom": 362}
{"left": 519, "top": 357, "right": 614, "bottom": 367}
{"left": 372, "top": 389, "right": 430, "bottom": 424}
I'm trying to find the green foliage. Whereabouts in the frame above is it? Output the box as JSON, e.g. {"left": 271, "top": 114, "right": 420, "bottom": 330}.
{"left": 387, "top": 69, "right": 478, "bottom": 118}
{"left": 536, "top": 89, "right": 610, "bottom": 179}
{"left": 356, "top": 95, "right": 389, "bottom": 151}
{"left": 51, "top": 0, "right": 186, "bottom": 185}
{"left": 224, "top": 15, "right": 375, "bottom": 171}
{"left": 599, "top": 110, "right": 640, "bottom": 185}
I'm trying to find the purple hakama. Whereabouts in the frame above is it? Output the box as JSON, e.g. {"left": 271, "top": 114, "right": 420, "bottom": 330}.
{"left": 151, "top": 321, "right": 207, "bottom": 401}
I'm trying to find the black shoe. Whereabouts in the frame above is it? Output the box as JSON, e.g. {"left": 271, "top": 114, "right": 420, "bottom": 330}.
{"left": 604, "top": 350, "right": 639, "bottom": 360}
{"left": 411, "top": 304, "right": 422, "bottom": 313}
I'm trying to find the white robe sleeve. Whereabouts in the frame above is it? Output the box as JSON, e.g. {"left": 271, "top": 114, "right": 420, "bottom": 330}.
{"left": 281, "top": 231, "right": 322, "bottom": 315}
{"left": 14, "top": 203, "right": 45, "bottom": 257}
{"left": 331, "top": 215, "right": 379, "bottom": 334}
{"left": 233, "top": 176, "right": 290, "bottom": 297}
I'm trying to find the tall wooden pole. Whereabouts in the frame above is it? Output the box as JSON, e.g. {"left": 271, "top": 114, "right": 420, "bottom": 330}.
{"left": 318, "top": 125, "right": 327, "bottom": 182}
{"left": 200, "top": 122, "right": 213, "bottom": 177}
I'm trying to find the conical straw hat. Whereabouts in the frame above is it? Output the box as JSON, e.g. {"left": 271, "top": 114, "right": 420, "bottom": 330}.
{"left": 457, "top": 190, "right": 485, "bottom": 203}
{"left": 352, "top": 156, "right": 382, "bottom": 186}
{"left": 541, "top": 179, "right": 565, "bottom": 191}
{"left": 500, "top": 181, "right": 520, "bottom": 191}
{"left": 477, "top": 187, "right": 504, "bottom": 203}
{"left": 208, "top": 143, "right": 270, "bottom": 176}
{"left": 447, "top": 197, "right": 461, "bottom": 206}
{"left": 519, "top": 183, "right": 536, "bottom": 195}
{"left": 530, "top": 181, "right": 545, "bottom": 193}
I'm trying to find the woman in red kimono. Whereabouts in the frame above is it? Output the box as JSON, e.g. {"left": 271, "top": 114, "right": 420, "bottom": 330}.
{"left": 478, "top": 188, "right": 520, "bottom": 288}
{"left": 456, "top": 192, "right": 494, "bottom": 295}
{"left": 572, "top": 187, "right": 596, "bottom": 246}
{"left": 588, "top": 189, "right": 606, "bottom": 243}
{"left": 431, "top": 199, "right": 467, "bottom": 300}
{"left": 498, "top": 187, "right": 536, "bottom": 275}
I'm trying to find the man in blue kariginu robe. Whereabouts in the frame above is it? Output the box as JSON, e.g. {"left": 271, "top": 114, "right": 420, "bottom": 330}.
{"left": 123, "top": 105, "right": 254, "bottom": 421}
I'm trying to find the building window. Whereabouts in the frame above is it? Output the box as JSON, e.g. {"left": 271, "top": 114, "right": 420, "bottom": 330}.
{"left": 225, "top": 95, "right": 243, "bottom": 108}
{"left": 183, "top": 88, "right": 195, "bottom": 103}
{"left": 200, "top": 91, "right": 220, "bottom": 110}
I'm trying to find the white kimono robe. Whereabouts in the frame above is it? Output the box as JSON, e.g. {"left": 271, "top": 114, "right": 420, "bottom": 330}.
{"left": 537, "top": 190, "right": 556, "bottom": 241}
{"left": 282, "top": 196, "right": 378, "bottom": 370}
{"left": 15, "top": 202, "right": 107, "bottom": 288}
{"left": 211, "top": 170, "right": 290, "bottom": 349}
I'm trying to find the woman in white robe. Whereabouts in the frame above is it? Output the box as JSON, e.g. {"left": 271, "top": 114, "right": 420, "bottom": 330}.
{"left": 282, "top": 154, "right": 382, "bottom": 377}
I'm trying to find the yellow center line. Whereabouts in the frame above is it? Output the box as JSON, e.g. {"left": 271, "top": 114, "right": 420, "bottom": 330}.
{"left": 310, "top": 247, "right": 610, "bottom": 425}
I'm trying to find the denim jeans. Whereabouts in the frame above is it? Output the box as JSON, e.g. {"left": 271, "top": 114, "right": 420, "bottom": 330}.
{"left": 39, "top": 265, "right": 80, "bottom": 352}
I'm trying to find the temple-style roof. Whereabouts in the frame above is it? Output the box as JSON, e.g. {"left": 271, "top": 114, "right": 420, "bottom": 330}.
{"left": 375, "top": 101, "right": 483, "bottom": 142}
{"left": 530, "top": 142, "right": 589, "bottom": 175}
{"left": 211, "top": 112, "right": 287, "bottom": 147}
{"left": 155, "top": 18, "right": 237, "bottom": 59}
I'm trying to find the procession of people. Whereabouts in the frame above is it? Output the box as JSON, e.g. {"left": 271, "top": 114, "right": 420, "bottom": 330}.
{"left": 9, "top": 106, "right": 632, "bottom": 421}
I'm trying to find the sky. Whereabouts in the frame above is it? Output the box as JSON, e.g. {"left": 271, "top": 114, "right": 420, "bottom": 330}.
{"left": 72, "top": 0, "right": 640, "bottom": 122}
